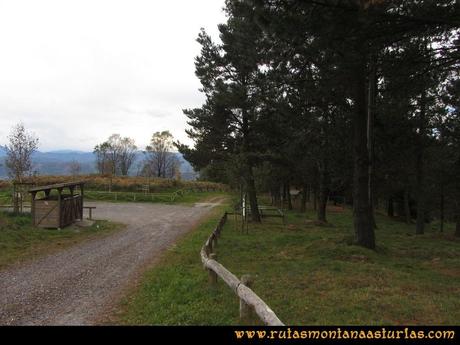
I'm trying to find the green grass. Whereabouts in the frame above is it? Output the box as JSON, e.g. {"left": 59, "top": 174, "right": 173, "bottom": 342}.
{"left": 219, "top": 209, "right": 459, "bottom": 325}
{"left": 118, "top": 203, "right": 460, "bottom": 325}
{"left": 0, "top": 211, "right": 124, "bottom": 270}
{"left": 0, "top": 190, "right": 12, "bottom": 205}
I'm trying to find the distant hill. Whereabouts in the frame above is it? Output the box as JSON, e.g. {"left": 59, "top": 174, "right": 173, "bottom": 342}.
{"left": 0, "top": 148, "right": 197, "bottom": 180}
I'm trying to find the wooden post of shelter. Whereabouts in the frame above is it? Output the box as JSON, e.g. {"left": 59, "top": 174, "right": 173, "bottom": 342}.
{"left": 28, "top": 181, "right": 86, "bottom": 229}
{"left": 57, "top": 188, "right": 62, "bottom": 228}
{"left": 69, "top": 185, "right": 75, "bottom": 220}
{"left": 80, "top": 184, "right": 84, "bottom": 220}
{"left": 30, "top": 191, "right": 37, "bottom": 226}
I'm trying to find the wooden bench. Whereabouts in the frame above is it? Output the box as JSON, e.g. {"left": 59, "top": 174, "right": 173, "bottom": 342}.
{"left": 257, "top": 206, "right": 285, "bottom": 224}
{"left": 83, "top": 206, "right": 96, "bottom": 220}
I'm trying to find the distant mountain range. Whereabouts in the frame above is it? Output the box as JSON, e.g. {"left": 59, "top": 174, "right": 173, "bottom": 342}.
{"left": 0, "top": 148, "right": 197, "bottom": 180}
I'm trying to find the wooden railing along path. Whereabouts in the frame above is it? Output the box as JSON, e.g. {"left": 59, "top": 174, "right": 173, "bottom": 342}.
{"left": 85, "top": 189, "right": 185, "bottom": 202}
{"left": 200, "top": 212, "right": 284, "bottom": 326}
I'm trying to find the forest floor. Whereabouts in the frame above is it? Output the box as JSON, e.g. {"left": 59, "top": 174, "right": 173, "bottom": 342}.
{"left": 117, "top": 203, "right": 460, "bottom": 325}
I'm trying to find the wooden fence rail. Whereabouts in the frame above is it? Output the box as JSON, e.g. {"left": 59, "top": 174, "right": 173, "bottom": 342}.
{"left": 200, "top": 212, "right": 284, "bottom": 326}
{"left": 85, "top": 190, "right": 183, "bottom": 202}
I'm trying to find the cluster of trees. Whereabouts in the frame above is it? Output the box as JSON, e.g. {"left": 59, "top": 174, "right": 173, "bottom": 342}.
{"left": 178, "top": 0, "right": 460, "bottom": 246}
{"left": 94, "top": 131, "right": 181, "bottom": 179}
{"left": 93, "top": 134, "right": 138, "bottom": 176}
{"left": 2, "top": 124, "right": 182, "bottom": 181}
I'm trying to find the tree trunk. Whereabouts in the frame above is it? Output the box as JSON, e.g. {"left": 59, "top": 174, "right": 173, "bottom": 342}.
{"left": 367, "top": 53, "right": 377, "bottom": 229}
{"left": 300, "top": 184, "right": 307, "bottom": 213}
{"left": 415, "top": 91, "right": 427, "bottom": 235}
{"left": 317, "top": 193, "right": 327, "bottom": 222}
{"left": 271, "top": 186, "right": 280, "bottom": 207}
{"left": 440, "top": 185, "right": 444, "bottom": 233}
{"left": 246, "top": 163, "right": 260, "bottom": 223}
{"left": 270, "top": 186, "right": 274, "bottom": 207}
{"left": 270, "top": 188, "right": 278, "bottom": 206}
{"left": 317, "top": 163, "right": 329, "bottom": 222}
{"left": 415, "top": 152, "right": 426, "bottom": 235}
{"left": 455, "top": 201, "right": 460, "bottom": 237}
{"left": 313, "top": 184, "right": 318, "bottom": 211}
{"left": 12, "top": 182, "right": 19, "bottom": 214}
{"left": 276, "top": 186, "right": 282, "bottom": 208}
{"left": 286, "top": 182, "right": 292, "bottom": 210}
{"left": 282, "top": 183, "right": 287, "bottom": 208}
{"left": 404, "top": 188, "right": 411, "bottom": 224}
{"left": 387, "top": 196, "right": 394, "bottom": 217}
{"left": 352, "top": 55, "right": 375, "bottom": 249}
{"left": 240, "top": 101, "right": 260, "bottom": 223}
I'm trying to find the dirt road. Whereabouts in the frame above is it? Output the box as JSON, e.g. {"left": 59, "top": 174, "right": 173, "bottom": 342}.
{"left": 0, "top": 201, "right": 217, "bottom": 325}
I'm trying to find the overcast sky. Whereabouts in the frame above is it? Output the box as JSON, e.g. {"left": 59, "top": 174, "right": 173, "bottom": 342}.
{"left": 0, "top": 0, "right": 226, "bottom": 151}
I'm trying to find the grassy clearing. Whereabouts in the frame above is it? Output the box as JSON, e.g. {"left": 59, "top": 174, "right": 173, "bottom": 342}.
{"left": 218, "top": 209, "right": 459, "bottom": 325}
{"left": 0, "top": 211, "right": 124, "bottom": 270}
{"left": 118, "top": 203, "right": 459, "bottom": 325}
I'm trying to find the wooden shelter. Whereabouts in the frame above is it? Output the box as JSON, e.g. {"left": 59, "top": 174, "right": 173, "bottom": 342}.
{"left": 28, "top": 181, "right": 85, "bottom": 228}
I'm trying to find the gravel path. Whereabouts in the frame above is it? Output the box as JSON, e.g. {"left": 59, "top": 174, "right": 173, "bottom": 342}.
{"left": 0, "top": 201, "right": 218, "bottom": 325}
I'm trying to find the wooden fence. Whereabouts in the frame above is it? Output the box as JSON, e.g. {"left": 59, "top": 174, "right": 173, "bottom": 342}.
{"left": 200, "top": 212, "right": 284, "bottom": 326}
{"left": 85, "top": 189, "right": 186, "bottom": 202}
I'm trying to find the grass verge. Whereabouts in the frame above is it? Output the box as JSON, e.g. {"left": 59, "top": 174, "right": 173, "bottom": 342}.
{"left": 0, "top": 211, "right": 124, "bottom": 270}
{"left": 118, "top": 203, "right": 459, "bottom": 325}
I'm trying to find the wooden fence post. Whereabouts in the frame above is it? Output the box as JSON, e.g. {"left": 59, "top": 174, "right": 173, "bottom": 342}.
{"left": 208, "top": 237, "right": 213, "bottom": 254}
{"left": 200, "top": 212, "right": 284, "bottom": 326}
{"left": 208, "top": 253, "right": 218, "bottom": 285}
{"left": 240, "top": 274, "right": 255, "bottom": 323}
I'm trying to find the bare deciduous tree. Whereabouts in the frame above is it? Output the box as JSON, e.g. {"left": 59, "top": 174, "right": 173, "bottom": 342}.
{"left": 142, "top": 131, "right": 181, "bottom": 178}
{"left": 116, "top": 136, "right": 137, "bottom": 176}
{"left": 94, "top": 141, "right": 113, "bottom": 175}
{"left": 4, "top": 123, "right": 39, "bottom": 181}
